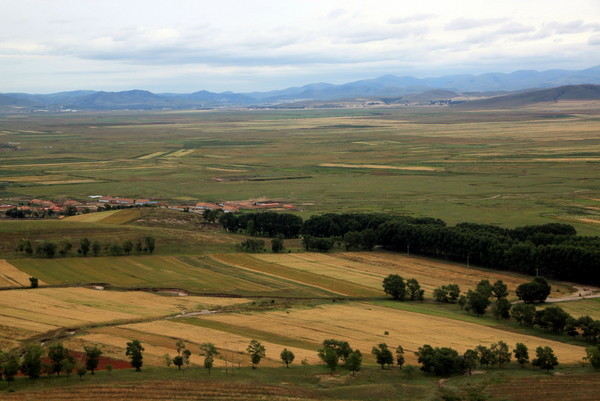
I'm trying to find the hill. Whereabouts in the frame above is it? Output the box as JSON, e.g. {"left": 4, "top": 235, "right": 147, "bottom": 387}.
{"left": 2, "top": 66, "right": 600, "bottom": 111}
{"left": 455, "top": 84, "right": 600, "bottom": 108}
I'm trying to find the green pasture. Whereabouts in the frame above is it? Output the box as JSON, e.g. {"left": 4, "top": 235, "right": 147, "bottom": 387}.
{"left": 9, "top": 255, "right": 337, "bottom": 297}
{"left": 1, "top": 107, "right": 599, "bottom": 233}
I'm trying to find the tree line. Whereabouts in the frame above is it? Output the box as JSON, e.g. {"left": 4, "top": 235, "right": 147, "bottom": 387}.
{"left": 383, "top": 275, "right": 600, "bottom": 345}
{"left": 14, "top": 237, "right": 156, "bottom": 258}
{"left": 3, "top": 337, "right": 599, "bottom": 388}
{"left": 219, "top": 212, "right": 600, "bottom": 286}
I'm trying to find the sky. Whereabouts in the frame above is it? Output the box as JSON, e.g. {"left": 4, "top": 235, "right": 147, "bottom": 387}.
{"left": 1, "top": 0, "right": 599, "bottom": 93}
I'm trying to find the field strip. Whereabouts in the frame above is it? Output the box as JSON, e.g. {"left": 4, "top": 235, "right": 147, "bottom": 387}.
{"left": 257, "top": 254, "right": 385, "bottom": 290}
{"left": 63, "top": 209, "right": 122, "bottom": 222}
{"left": 319, "top": 163, "right": 442, "bottom": 171}
{"left": 110, "top": 320, "right": 322, "bottom": 367}
{"left": 161, "top": 149, "right": 196, "bottom": 158}
{"left": 0, "top": 259, "right": 44, "bottom": 287}
{"left": 138, "top": 151, "right": 167, "bottom": 159}
{"left": 335, "top": 252, "right": 532, "bottom": 294}
{"left": 37, "top": 179, "right": 101, "bottom": 185}
{"left": 210, "top": 254, "right": 379, "bottom": 297}
{"left": 196, "top": 302, "right": 586, "bottom": 365}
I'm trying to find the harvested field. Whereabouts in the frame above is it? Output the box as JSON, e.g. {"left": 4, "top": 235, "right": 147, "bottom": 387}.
{"left": 0, "top": 259, "right": 42, "bottom": 287}
{"left": 162, "top": 149, "right": 195, "bottom": 158}
{"left": 191, "top": 302, "right": 586, "bottom": 365}
{"left": 0, "top": 287, "right": 248, "bottom": 338}
{"left": 256, "top": 252, "right": 542, "bottom": 298}
{"left": 485, "top": 374, "right": 600, "bottom": 401}
{"left": 63, "top": 210, "right": 122, "bottom": 222}
{"left": 138, "top": 151, "right": 167, "bottom": 159}
{"left": 319, "top": 163, "right": 441, "bottom": 171}
{"left": 0, "top": 380, "right": 322, "bottom": 401}
{"left": 82, "top": 320, "right": 320, "bottom": 368}
{"left": 211, "top": 254, "right": 380, "bottom": 297}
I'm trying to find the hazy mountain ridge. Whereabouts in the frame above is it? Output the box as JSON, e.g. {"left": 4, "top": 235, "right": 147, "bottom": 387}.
{"left": 1, "top": 66, "right": 600, "bottom": 111}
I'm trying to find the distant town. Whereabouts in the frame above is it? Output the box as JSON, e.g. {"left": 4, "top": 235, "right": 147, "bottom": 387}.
{"left": 1, "top": 195, "right": 299, "bottom": 219}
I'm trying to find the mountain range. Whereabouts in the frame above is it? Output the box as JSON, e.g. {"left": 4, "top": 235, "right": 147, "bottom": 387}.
{"left": 2, "top": 66, "right": 600, "bottom": 111}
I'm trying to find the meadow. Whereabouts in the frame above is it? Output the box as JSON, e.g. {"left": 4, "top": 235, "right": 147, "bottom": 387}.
{"left": 1, "top": 105, "right": 599, "bottom": 233}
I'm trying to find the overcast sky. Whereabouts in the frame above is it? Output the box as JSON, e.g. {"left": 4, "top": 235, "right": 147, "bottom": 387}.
{"left": 1, "top": 0, "right": 599, "bottom": 93}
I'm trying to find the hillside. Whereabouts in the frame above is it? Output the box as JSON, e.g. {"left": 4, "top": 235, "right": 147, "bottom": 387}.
{"left": 455, "top": 84, "right": 600, "bottom": 108}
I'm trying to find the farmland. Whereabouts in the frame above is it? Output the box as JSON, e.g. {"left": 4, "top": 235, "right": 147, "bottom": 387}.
{"left": 1, "top": 104, "right": 599, "bottom": 400}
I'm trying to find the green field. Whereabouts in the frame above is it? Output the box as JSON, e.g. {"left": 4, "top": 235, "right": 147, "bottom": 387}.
{"left": 1, "top": 106, "right": 599, "bottom": 233}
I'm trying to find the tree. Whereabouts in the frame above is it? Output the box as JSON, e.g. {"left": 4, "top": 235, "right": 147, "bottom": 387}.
{"left": 516, "top": 277, "right": 551, "bottom": 304}
{"left": 396, "top": 345, "right": 405, "bottom": 369}
{"left": 513, "top": 343, "right": 529, "bottom": 366}
{"left": 584, "top": 345, "right": 600, "bottom": 370}
{"left": 346, "top": 350, "right": 362, "bottom": 375}
{"left": 58, "top": 240, "right": 72, "bottom": 257}
{"left": 122, "top": 240, "right": 133, "bottom": 255}
{"left": 475, "top": 279, "right": 494, "bottom": 298}
{"left": 433, "top": 284, "right": 460, "bottom": 303}
{"left": 372, "top": 343, "right": 394, "bottom": 369}
{"left": 491, "top": 341, "right": 511, "bottom": 367}
{"left": 415, "top": 344, "right": 462, "bottom": 376}
{"left": 36, "top": 241, "right": 56, "bottom": 258}
{"left": 3, "top": 352, "right": 20, "bottom": 386}
{"left": 239, "top": 239, "right": 265, "bottom": 253}
{"left": 317, "top": 339, "right": 353, "bottom": 366}
{"left": 79, "top": 237, "right": 91, "bottom": 256}
{"left": 492, "top": 280, "right": 509, "bottom": 299}
{"left": 280, "top": 348, "right": 295, "bottom": 368}
{"left": 383, "top": 274, "right": 406, "bottom": 301}
{"left": 271, "top": 236, "right": 284, "bottom": 253}
{"left": 84, "top": 346, "right": 102, "bottom": 374}
{"left": 29, "top": 276, "right": 39, "bottom": 288}
{"left": 199, "top": 343, "right": 219, "bottom": 374}
{"left": 532, "top": 346, "right": 558, "bottom": 371}
{"left": 126, "top": 340, "right": 145, "bottom": 371}
{"left": 21, "top": 344, "right": 44, "bottom": 379}
{"left": 321, "top": 347, "right": 338, "bottom": 373}
{"left": 48, "top": 343, "right": 70, "bottom": 376}
{"left": 535, "top": 306, "right": 571, "bottom": 334}
{"left": 492, "top": 298, "right": 512, "bottom": 320}
{"left": 462, "top": 349, "right": 478, "bottom": 374}
{"left": 475, "top": 345, "right": 495, "bottom": 368}
{"left": 172, "top": 355, "right": 184, "bottom": 370}
{"left": 77, "top": 366, "right": 86, "bottom": 380}
{"left": 246, "top": 339, "right": 266, "bottom": 369}
{"left": 406, "top": 279, "right": 424, "bottom": 301}
{"left": 511, "top": 303, "right": 536, "bottom": 326}
{"left": 144, "top": 236, "right": 155, "bottom": 253}
{"left": 466, "top": 289, "right": 491, "bottom": 316}
{"left": 92, "top": 240, "right": 101, "bottom": 256}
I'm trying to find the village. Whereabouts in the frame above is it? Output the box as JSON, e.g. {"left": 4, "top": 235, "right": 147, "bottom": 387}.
{"left": 0, "top": 195, "right": 298, "bottom": 219}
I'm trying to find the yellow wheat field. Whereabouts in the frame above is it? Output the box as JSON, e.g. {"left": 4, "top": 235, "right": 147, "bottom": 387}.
{"left": 78, "top": 320, "right": 320, "bottom": 368}
{"left": 196, "top": 303, "right": 586, "bottom": 365}
{"left": 255, "top": 252, "right": 542, "bottom": 298}
{"left": 0, "top": 287, "right": 248, "bottom": 334}
{"left": 0, "top": 259, "right": 43, "bottom": 287}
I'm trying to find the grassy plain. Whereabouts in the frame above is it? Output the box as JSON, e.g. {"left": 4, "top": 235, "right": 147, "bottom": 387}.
{"left": 1, "top": 106, "right": 599, "bottom": 233}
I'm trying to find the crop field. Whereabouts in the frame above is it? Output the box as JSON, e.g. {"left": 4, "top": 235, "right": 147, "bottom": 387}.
{"left": 0, "top": 286, "right": 247, "bottom": 348}
{"left": 0, "top": 259, "right": 42, "bottom": 287}
{"left": 1, "top": 106, "right": 599, "bottom": 233}
{"left": 63, "top": 301, "right": 587, "bottom": 369}
{"left": 485, "top": 374, "right": 600, "bottom": 401}
{"left": 543, "top": 298, "right": 600, "bottom": 319}
{"left": 253, "top": 252, "right": 550, "bottom": 298}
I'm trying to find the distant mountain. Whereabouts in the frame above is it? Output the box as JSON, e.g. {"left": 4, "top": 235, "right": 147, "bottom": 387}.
{"left": 454, "top": 84, "right": 600, "bottom": 108}
{"left": 1, "top": 66, "right": 599, "bottom": 111}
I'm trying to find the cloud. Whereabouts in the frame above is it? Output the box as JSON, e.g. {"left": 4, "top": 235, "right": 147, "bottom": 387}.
{"left": 327, "top": 8, "right": 347, "bottom": 19}
{"left": 388, "top": 13, "right": 436, "bottom": 24}
{"left": 445, "top": 17, "right": 507, "bottom": 31}
{"left": 589, "top": 35, "right": 600, "bottom": 46}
